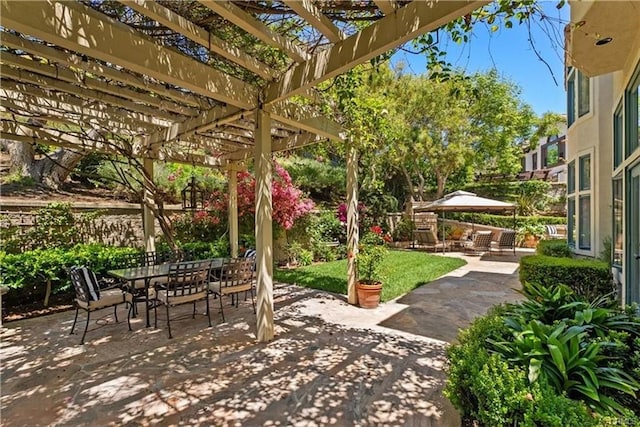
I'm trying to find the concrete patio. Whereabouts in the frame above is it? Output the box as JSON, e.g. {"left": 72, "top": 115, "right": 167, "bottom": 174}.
{"left": 0, "top": 250, "right": 528, "bottom": 426}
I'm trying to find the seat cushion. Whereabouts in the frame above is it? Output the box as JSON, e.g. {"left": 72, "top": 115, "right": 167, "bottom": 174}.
{"left": 156, "top": 289, "right": 207, "bottom": 306}
{"left": 76, "top": 290, "right": 132, "bottom": 310}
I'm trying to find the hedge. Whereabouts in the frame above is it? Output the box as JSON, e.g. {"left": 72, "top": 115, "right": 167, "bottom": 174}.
{"left": 519, "top": 255, "right": 613, "bottom": 300}
{"left": 0, "top": 241, "right": 229, "bottom": 308}
{"left": 447, "top": 213, "right": 566, "bottom": 229}
{"left": 536, "top": 240, "right": 572, "bottom": 258}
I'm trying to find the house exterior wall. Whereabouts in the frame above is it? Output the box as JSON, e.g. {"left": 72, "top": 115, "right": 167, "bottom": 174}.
{"left": 523, "top": 123, "right": 567, "bottom": 182}
{"left": 566, "top": 74, "right": 613, "bottom": 258}
{"left": 567, "top": 0, "right": 640, "bottom": 305}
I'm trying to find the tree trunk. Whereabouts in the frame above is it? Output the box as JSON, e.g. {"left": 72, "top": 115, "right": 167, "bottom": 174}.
{"left": 435, "top": 172, "right": 447, "bottom": 199}
{"left": 5, "top": 140, "right": 85, "bottom": 188}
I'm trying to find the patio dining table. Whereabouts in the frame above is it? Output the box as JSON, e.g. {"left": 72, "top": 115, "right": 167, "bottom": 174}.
{"left": 108, "top": 258, "right": 224, "bottom": 328}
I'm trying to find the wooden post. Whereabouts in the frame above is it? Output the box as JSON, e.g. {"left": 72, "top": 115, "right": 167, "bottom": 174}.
{"left": 228, "top": 161, "right": 239, "bottom": 258}
{"left": 255, "top": 108, "right": 274, "bottom": 342}
{"left": 142, "top": 158, "right": 156, "bottom": 253}
{"left": 346, "top": 144, "right": 359, "bottom": 305}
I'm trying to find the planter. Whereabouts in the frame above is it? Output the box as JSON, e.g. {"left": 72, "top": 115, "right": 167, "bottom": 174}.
{"left": 522, "top": 234, "right": 540, "bottom": 248}
{"left": 356, "top": 281, "right": 383, "bottom": 309}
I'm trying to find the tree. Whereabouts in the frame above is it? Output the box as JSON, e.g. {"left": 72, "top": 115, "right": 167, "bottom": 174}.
{"left": 384, "top": 70, "right": 536, "bottom": 199}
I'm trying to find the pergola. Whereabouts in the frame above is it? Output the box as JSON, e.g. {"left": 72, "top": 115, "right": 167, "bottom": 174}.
{"left": 0, "top": 0, "right": 486, "bottom": 341}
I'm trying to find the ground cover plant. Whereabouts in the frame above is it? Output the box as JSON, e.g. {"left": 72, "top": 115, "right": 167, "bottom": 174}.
{"left": 445, "top": 284, "right": 640, "bottom": 426}
{"left": 274, "top": 250, "right": 466, "bottom": 302}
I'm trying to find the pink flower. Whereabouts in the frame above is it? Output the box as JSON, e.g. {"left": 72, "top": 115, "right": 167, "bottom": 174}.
{"left": 167, "top": 173, "right": 176, "bottom": 182}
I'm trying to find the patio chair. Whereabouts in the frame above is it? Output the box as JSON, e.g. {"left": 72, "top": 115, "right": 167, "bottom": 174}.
{"left": 208, "top": 257, "right": 256, "bottom": 323}
{"left": 153, "top": 259, "right": 212, "bottom": 339}
{"left": 464, "top": 231, "right": 493, "bottom": 255}
{"left": 493, "top": 229, "right": 517, "bottom": 255}
{"left": 417, "top": 229, "right": 449, "bottom": 252}
{"left": 69, "top": 266, "right": 133, "bottom": 345}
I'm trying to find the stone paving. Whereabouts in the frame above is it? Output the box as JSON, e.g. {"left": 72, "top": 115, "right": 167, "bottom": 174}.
{"left": 0, "top": 250, "right": 530, "bottom": 426}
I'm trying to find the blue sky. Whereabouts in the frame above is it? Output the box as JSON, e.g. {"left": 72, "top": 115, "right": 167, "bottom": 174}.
{"left": 392, "top": 2, "right": 570, "bottom": 116}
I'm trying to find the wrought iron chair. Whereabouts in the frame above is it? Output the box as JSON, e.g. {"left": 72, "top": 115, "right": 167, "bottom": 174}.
{"left": 208, "top": 257, "right": 256, "bottom": 323}
{"left": 464, "top": 231, "right": 493, "bottom": 255}
{"left": 493, "top": 229, "right": 517, "bottom": 255}
{"left": 69, "top": 266, "right": 133, "bottom": 345}
{"left": 153, "top": 259, "right": 212, "bottom": 338}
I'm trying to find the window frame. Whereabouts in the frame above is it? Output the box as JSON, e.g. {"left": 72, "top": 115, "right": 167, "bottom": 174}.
{"left": 614, "top": 101, "right": 624, "bottom": 169}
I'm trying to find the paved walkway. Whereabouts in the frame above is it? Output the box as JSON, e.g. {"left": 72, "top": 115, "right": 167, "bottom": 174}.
{"left": 0, "top": 250, "right": 529, "bottom": 426}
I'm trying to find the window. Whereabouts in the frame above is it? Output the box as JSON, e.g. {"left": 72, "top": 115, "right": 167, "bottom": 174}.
{"left": 568, "top": 73, "right": 575, "bottom": 127}
{"left": 626, "top": 69, "right": 639, "bottom": 157}
{"left": 546, "top": 142, "right": 559, "bottom": 167}
{"left": 567, "top": 69, "right": 590, "bottom": 126}
{"left": 614, "top": 102, "right": 623, "bottom": 168}
{"left": 567, "top": 198, "right": 575, "bottom": 248}
{"left": 613, "top": 176, "right": 623, "bottom": 267}
{"left": 578, "top": 71, "right": 590, "bottom": 117}
{"left": 568, "top": 154, "right": 592, "bottom": 253}
{"left": 567, "top": 160, "right": 575, "bottom": 193}
{"left": 579, "top": 154, "right": 591, "bottom": 191}
{"left": 532, "top": 153, "right": 538, "bottom": 170}
{"left": 578, "top": 195, "right": 591, "bottom": 250}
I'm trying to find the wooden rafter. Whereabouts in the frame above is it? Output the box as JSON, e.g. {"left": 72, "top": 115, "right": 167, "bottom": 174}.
{"left": 0, "top": 31, "right": 211, "bottom": 109}
{"left": 0, "top": 52, "right": 198, "bottom": 117}
{"left": 373, "top": 0, "right": 398, "bottom": 15}
{"left": 197, "top": 0, "right": 310, "bottom": 63}
{"left": 266, "top": 0, "right": 488, "bottom": 104}
{"left": 120, "top": 0, "right": 275, "bottom": 80}
{"left": 0, "top": 82, "right": 171, "bottom": 128}
{"left": 0, "top": 0, "right": 257, "bottom": 109}
{"left": 283, "top": 0, "right": 344, "bottom": 43}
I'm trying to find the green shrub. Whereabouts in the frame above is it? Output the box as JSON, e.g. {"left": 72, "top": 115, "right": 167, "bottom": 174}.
{"left": 448, "top": 212, "right": 566, "bottom": 229}
{"left": 520, "top": 255, "right": 613, "bottom": 300}
{"left": 0, "top": 244, "right": 140, "bottom": 306}
{"left": 392, "top": 217, "right": 414, "bottom": 241}
{"left": 446, "top": 305, "right": 598, "bottom": 426}
{"left": 537, "top": 239, "right": 572, "bottom": 258}
{"left": 445, "top": 305, "right": 512, "bottom": 416}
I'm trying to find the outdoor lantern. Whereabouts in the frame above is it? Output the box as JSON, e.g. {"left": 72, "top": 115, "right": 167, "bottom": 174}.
{"left": 181, "top": 175, "right": 206, "bottom": 211}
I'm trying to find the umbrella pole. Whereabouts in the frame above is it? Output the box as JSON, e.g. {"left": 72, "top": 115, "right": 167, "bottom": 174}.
{"left": 442, "top": 211, "right": 446, "bottom": 253}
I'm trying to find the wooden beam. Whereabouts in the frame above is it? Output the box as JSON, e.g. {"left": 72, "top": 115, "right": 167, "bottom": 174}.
{"left": 265, "top": 102, "right": 342, "bottom": 141}
{"left": 198, "top": 0, "right": 309, "bottom": 63}
{"left": 373, "top": 0, "right": 398, "bottom": 15}
{"left": 254, "top": 108, "right": 274, "bottom": 342}
{"left": 120, "top": 0, "right": 274, "bottom": 80}
{"left": 0, "top": 31, "right": 210, "bottom": 109}
{"left": 0, "top": 120, "right": 222, "bottom": 167}
{"left": 142, "top": 158, "right": 156, "bottom": 253}
{"left": 0, "top": 120, "right": 120, "bottom": 155}
{"left": 0, "top": 81, "right": 171, "bottom": 128}
{"left": 346, "top": 144, "right": 359, "bottom": 305}
{"left": 0, "top": 98, "right": 153, "bottom": 135}
{"left": 1, "top": 65, "right": 181, "bottom": 121}
{"left": 223, "top": 131, "right": 320, "bottom": 161}
{"left": 0, "top": 1, "right": 258, "bottom": 109}
{"left": 139, "top": 106, "right": 244, "bottom": 148}
{"left": 0, "top": 52, "right": 198, "bottom": 117}
{"left": 283, "top": 0, "right": 344, "bottom": 43}
{"left": 266, "top": 0, "right": 488, "bottom": 103}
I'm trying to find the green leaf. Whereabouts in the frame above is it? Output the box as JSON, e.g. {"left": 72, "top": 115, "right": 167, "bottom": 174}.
{"left": 547, "top": 344, "right": 566, "bottom": 378}
{"left": 528, "top": 358, "right": 541, "bottom": 383}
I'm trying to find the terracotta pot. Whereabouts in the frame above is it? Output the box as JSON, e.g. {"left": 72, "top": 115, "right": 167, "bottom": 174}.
{"left": 523, "top": 234, "right": 539, "bottom": 248}
{"left": 356, "top": 281, "right": 383, "bottom": 309}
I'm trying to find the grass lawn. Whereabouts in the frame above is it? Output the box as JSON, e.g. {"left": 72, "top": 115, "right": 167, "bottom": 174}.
{"left": 274, "top": 249, "right": 466, "bottom": 302}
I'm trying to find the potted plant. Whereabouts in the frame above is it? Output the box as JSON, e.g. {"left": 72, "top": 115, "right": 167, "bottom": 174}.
{"left": 516, "top": 223, "right": 546, "bottom": 248}
{"left": 356, "top": 225, "right": 389, "bottom": 308}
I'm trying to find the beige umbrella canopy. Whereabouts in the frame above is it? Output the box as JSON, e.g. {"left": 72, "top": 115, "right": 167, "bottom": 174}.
{"left": 416, "top": 190, "right": 516, "bottom": 213}
{"left": 415, "top": 191, "right": 516, "bottom": 252}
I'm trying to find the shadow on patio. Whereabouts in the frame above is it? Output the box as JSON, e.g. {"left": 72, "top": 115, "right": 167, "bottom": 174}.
{"left": 1, "top": 284, "right": 457, "bottom": 426}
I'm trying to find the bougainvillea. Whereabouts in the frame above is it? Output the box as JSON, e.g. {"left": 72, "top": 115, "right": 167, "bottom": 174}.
{"left": 206, "top": 161, "right": 314, "bottom": 230}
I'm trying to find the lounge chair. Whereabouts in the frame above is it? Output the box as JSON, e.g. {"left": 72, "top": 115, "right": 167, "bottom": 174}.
{"left": 493, "top": 229, "right": 517, "bottom": 255}
{"left": 416, "top": 229, "right": 449, "bottom": 252}
{"left": 464, "top": 231, "right": 493, "bottom": 255}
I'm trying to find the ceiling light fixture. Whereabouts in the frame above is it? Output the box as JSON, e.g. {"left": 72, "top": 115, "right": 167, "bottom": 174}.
{"left": 595, "top": 37, "right": 613, "bottom": 46}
